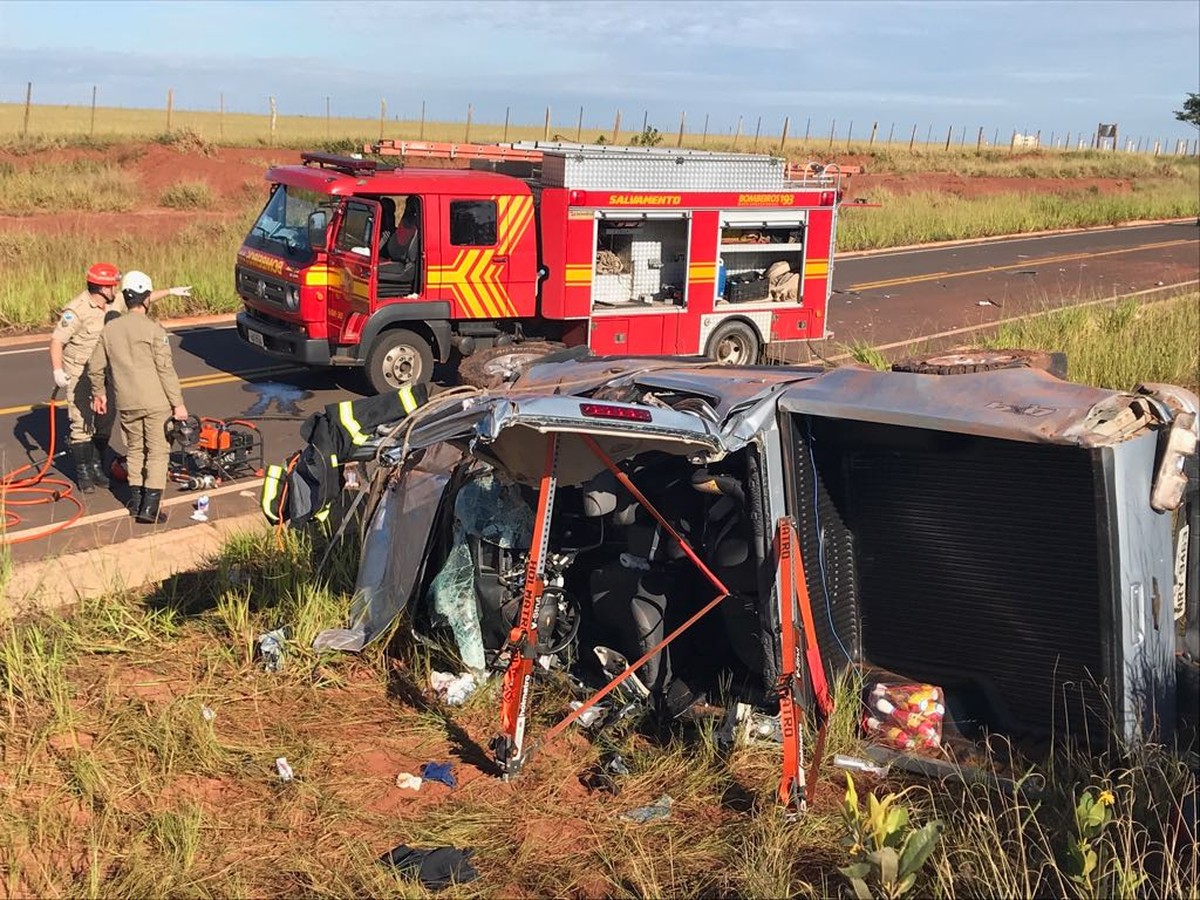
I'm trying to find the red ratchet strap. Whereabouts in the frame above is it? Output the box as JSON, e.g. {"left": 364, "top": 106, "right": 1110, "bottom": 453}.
{"left": 776, "top": 517, "right": 834, "bottom": 813}
{"left": 494, "top": 433, "right": 732, "bottom": 774}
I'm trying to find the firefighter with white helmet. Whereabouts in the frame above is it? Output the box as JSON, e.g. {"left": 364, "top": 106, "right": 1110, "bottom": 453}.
{"left": 87, "top": 271, "right": 189, "bottom": 523}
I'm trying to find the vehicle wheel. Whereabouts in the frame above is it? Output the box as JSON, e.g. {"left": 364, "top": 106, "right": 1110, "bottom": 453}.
{"left": 705, "top": 320, "right": 761, "bottom": 366}
{"left": 891, "top": 347, "right": 1066, "bottom": 377}
{"left": 366, "top": 329, "right": 434, "bottom": 393}
{"left": 458, "top": 341, "right": 564, "bottom": 389}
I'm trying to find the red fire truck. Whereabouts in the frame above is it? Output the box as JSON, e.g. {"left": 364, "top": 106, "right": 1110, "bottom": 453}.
{"left": 234, "top": 142, "right": 844, "bottom": 392}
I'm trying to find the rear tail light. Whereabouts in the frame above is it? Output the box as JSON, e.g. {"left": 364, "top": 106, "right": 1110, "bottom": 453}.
{"left": 569, "top": 190, "right": 585, "bottom": 205}
{"left": 579, "top": 402, "right": 652, "bottom": 422}
{"left": 820, "top": 191, "right": 836, "bottom": 206}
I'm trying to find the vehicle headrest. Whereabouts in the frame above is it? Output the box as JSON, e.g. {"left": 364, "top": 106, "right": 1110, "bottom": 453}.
{"left": 581, "top": 470, "right": 618, "bottom": 517}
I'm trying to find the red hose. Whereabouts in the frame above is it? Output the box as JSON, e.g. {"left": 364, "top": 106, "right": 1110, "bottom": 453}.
{"left": 1, "top": 396, "right": 86, "bottom": 546}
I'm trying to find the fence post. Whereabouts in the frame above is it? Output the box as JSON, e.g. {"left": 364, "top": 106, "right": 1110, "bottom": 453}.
{"left": 611, "top": 109, "right": 621, "bottom": 144}
{"left": 886, "top": 122, "right": 895, "bottom": 145}
{"left": 868, "top": 121, "right": 877, "bottom": 147}
{"left": 465, "top": 103, "right": 473, "bottom": 143}
{"left": 89, "top": 85, "right": 97, "bottom": 136}
{"left": 977, "top": 126, "right": 984, "bottom": 150}
{"left": 503, "top": 106, "right": 511, "bottom": 143}
{"left": 846, "top": 120, "right": 853, "bottom": 149}
{"left": 804, "top": 116, "right": 811, "bottom": 143}
{"left": 779, "top": 115, "right": 790, "bottom": 152}
{"left": 576, "top": 105, "right": 584, "bottom": 143}
{"left": 1035, "top": 129, "right": 1041, "bottom": 149}
{"left": 166, "top": 89, "right": 173, "bottom": 131}
{"left": 909, "top": 124, "right": 917, "bottom": 151}
{"left": 732, "top": 115, "right": 742, "bottom": 149}
{"left": 219, "top": 92, "right": 224, "bottom": 140}
{"left": 1010, "top": 129, "right": 1016, "bottom": 154}
{"left": 1065, "top": 131, "right": 1071, "bottom": 151}
{"left": 380, "top": 99, "right": 387, "bottom": 141}
{"left": 325, "top": 96, "right": 330, "bottom": 138}
{"left": 944, "top": 125, "right": 952, "bottom": 151}
{"left": 21, "top": 82, "right": 31, "bottom": 139}
{"left": 701, "top": 113, "right": 709, "bottom": 146}
{"left": 925, "top": 124, "right": 933, "bottom": 146}
{"left": 269, "top": 96, "right": 277, "bottom": 145}
{"left": 752, "top": 115, "right": 761, "bottom": 150}
{"left": 642, "top": 110, "right": 648, "bottom": 134}
{"left": 828, "top": 119, "right": 836, "bottom": 149}
{"left": 677, "top": 111, "right": 686, "bottom": 148}
{"left": 993, "top": 127, "right": 999, "bottom": 147}
{"left": 544, "top": 106, "right": 551, "bottom": 141}
{"left": 419, "top": 100, "right": 426, "bottom": 140}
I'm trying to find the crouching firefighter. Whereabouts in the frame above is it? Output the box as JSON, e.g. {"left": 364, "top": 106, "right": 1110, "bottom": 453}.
{"left": 261, "top": 384, "right": 430, "bottom": 528}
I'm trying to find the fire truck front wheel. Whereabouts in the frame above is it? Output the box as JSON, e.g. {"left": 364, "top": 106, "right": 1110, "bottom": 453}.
{"left": 705, "top": 320, "right": 761, "bottom": 367}
{"left": 366, "top": 329, "right": 434, "bottom": 393}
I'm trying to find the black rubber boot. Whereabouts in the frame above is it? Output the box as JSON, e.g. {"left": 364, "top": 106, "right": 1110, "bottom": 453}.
{"left": 135, "top": 488, "right": 165, "bottom": 525}
{"left": 126, "top": 486, "right": 144, "bottom": 515}
{"left": 69, "top": 442, "right": 96, "bottom": 494}
{"left": 89, "top": 437, "right": 110, "bottom": 488}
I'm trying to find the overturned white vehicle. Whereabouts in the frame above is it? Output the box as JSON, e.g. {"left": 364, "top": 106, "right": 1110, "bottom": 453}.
{"left": 272, "top": 352, "right": 1199, "bottom": 812}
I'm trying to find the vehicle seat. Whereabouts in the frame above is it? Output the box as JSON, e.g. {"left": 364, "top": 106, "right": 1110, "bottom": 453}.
{"left": 379, "top": 227, "right": 420, "bottom": 298}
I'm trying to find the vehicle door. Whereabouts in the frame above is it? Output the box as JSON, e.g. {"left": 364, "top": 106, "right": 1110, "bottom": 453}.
{"left": 327, "top": 197, "right": 382, "bottom": 335}
{"left": 431, "top": 194, "right": 532, "bottom": 321}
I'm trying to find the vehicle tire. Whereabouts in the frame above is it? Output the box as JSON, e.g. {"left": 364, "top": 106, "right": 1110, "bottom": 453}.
{"left": 366, "top": 328, "right": 434, "bottom": 394}
{"left": 891, "top": 347, "right": 1066, "bottom": 377}
{"left": 458, "top": 340, "right": 565, "bottom": 389}
{"left": 705, "top": 320, "right": 761, "bottom": 366}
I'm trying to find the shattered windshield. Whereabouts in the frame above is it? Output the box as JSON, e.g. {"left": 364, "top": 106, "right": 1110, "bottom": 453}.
{"left": 246, "top": 185, "right": 335, "bottom": 261}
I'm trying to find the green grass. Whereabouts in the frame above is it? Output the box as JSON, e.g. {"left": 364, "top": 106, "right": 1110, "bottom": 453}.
{"left": 0, "top": 208, "right": 256, "bottom": 330}
{"left": 984, "top": 293, "right": 1200, "bottom": 391}
{"left": 158, "top": 179, "right": 216, "bottom": 210}
{"left": 0, "top": 158, "right": 139, "bottom": 215}
{"left": 837, "top": 176, "right": 1200, "bottom": 251}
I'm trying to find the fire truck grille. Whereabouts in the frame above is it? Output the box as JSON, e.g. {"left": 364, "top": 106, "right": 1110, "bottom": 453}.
{"left": 236, "top": 266, "right": 290, "bottom": 306}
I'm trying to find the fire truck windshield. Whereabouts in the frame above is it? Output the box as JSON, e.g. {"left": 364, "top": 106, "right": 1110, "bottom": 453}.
{"left": 247, "top": 185, "right": 335, "bottom": 260}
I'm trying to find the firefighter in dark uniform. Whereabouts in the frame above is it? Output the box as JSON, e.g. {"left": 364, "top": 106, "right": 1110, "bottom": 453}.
{"left": 48, "top": 262, "right": 125, "bottom": 492}
{"left": 88, "top": 271, "right": 188, "bottom": 524}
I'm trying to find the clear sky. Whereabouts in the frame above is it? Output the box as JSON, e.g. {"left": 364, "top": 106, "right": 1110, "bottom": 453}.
{"left": 2, "top": 0, "right": 1198, "bottom": 144}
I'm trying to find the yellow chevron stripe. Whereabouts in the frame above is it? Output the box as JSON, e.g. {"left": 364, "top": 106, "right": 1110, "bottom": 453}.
{"left": 688, "top": 265, "right": 717, "bottom": 279}
{"left": 804, "top": 261, "right": 830, "bottom": 277}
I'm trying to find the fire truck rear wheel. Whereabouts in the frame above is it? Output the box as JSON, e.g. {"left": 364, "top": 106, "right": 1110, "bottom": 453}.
{"left": 705, "top": 320, "right": 761, "bottom": 367}
{"left": 366, "top": 329, "right": 434, "bottom": 393}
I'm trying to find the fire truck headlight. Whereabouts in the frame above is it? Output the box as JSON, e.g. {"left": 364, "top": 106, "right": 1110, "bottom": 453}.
{"left": 285, "top": 286, "right": 300, "bottom": 311}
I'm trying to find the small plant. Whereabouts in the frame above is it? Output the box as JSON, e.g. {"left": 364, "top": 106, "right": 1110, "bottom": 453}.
{"left": 630, "top": 125, "right": 663, "bottom": 147}
{"left": 1065, "top": 787, "right": 1147, "bottom": 899}
{"left": 159, "top": 180, "right": 215, "bottom": 209}
{"left": 839, "top": 772, "right": 943, "bottom": 899}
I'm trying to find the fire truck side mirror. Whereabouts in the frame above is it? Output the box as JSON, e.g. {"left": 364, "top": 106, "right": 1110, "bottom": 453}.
{"left": 307, "top": 210, "right": 329, "bottom": 247}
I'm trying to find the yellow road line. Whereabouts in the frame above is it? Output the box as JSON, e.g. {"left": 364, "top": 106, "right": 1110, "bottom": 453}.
{"left": 0, "top": 365, "right": 302, "bottom": 418}
{"left": 848, "top": 239, "right": 1195, "bottom": 291}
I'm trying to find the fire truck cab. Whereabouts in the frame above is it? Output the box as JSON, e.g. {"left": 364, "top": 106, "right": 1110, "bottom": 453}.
{"left": 234, "top": 142, "right": 843, "bottom": 392}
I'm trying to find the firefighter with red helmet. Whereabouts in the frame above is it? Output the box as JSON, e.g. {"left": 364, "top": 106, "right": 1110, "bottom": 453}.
{"left": 49, "top": 263, "right": 191, "bottom": 494}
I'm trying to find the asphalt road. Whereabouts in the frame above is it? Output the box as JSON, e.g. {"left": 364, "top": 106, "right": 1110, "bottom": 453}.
{"left": 2, "top": 221, "right": 1197, "bottom": 565}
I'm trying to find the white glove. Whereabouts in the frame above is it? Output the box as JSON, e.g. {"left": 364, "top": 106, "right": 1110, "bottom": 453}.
{"left": 53, "top": 368, "right": 69, "bottom": 389}
{"left": 168, "top": 286, "right": 193, "bottom": 298}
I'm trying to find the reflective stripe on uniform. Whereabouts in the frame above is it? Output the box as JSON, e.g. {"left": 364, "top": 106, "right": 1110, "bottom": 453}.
{"left": 338, "top": 400, "right": 369, "bottom": 445}
{"left": 330, "top": 454, "right": 339, "bottom": 468}
{"left": 261, "top": 464, "right": 284, "bottom": 523}
{"left": 314, "top": 505, "right": 331, "bottom": 523}
{"left": 398, "top": 385, "right": 418, "bottom": 415}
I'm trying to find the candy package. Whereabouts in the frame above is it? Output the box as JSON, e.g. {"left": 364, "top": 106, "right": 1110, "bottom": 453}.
{"left": 861, "top": 681, "right": 945, "bottom": 752}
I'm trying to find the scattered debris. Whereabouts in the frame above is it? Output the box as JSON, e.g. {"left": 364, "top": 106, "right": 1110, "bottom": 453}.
{"left": 430, "top": 670, "right": 480, "bottom": 706}
{"left": 1016, "top": 253, "right": 1030, "bottom": 258}
{"left": 568, "top": 699, "right": 608, "bottom": 729}
{"left": 977, "top": 299, "right": 1001, "bottom": 307}
{"left": 395, "top": 772, "right": 423, "bottom": 791}
{"left": 377, "top": 844, "right": 480, "bottom": 890}
{"left": 257, "top": 629, "right": 286, "bottom": 672}
{"left": 580, "top": 751, "right": 631, "bottom": 795}
{"left": 862, "top": 682, "right": 945, "bottom": 752}
{"left": 863, "top": 745, "right": 1046, "bottom": 799}
{"left": 200, "top": 704, "right": 216, "bottom": 722}
{"left": 1156, "top": 280, "right": 1165, "bottom": 286}
{"left": 191, "top": 493, "right": 210, "bottom": 522}
{"left": 1015, "top": 270, "right": 1038, "bottom": 276}
{"left": 420, "top": 761, "right": 457, "bottom": 789}
{"left": 620, "top": 793, "right": 674, "bottom": 823}
{"left": 275, "top": 757, "right": 294, "bottom": 782}
{"left": 833, "top": 754, "right": 889, "bottom": 777}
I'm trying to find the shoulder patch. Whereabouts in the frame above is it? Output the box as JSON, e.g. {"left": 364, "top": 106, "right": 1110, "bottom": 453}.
{"left": 59, "top": 310, "right": 76, "bottom": 324}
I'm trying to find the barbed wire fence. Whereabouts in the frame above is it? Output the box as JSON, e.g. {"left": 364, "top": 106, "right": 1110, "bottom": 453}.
{"left": 8, "top": 82, "right": 1200, "bottom": 157}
